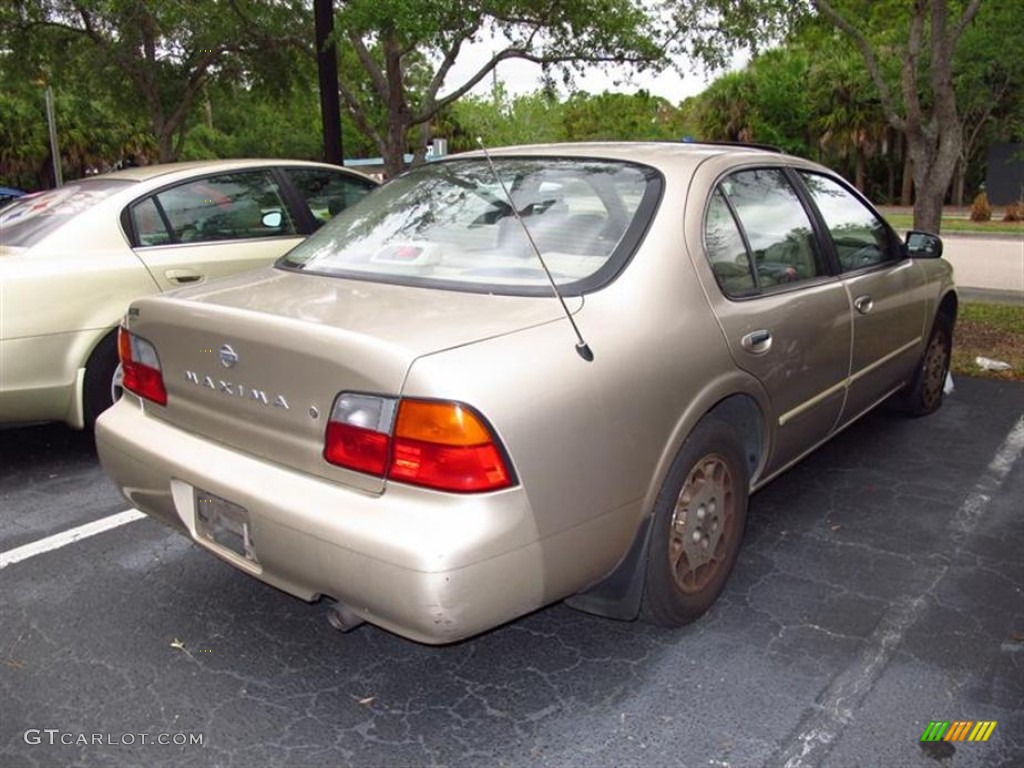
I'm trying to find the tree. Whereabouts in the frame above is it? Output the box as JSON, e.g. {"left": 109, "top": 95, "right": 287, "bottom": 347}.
{"left": 693, "top": 71, "right": 757, "bottom": 144}
{"left": 560, "top": 90, "right": 679, "bottom": 141}
{"left": 443, "top": 85, "right": 566, "bottom": 151}
{"left": 809, "top": 48, "right": 889, "bottom": 193}
{"left": 950, "top": 1, "right": 1024, "bottom": 205}
{"left": 4, "top": 1, "right": 309, "bottom": 162}
{"left": 333, "top": 0, "right": 669, "bottom": 176}
{"left": 810, "top": 0, "right": 984, "bottom": 232}
{"left": 0, "top": 20, "right": 156, "bottom": 187}
{"left": 669, "top": 0, "right": 987, "bottom": 232}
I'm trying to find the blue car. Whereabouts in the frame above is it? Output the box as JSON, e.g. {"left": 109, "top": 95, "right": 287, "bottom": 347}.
{"left": 0, "top": 186, "right": 26, "bottom": 208}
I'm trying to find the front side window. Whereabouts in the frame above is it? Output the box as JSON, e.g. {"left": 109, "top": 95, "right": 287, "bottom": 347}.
{"left": 279, "top": 159, "right": 660, "bottom": 294}
{"left": 284, "top": 168, "right": 375, "bottom": 229}
{"left": 713, "top": 168, "right": 825, "bottom": 292}
{"left": 799, "top": 172, "right": 896, "bottom": 272}
{"left": 143, "top": 171, "right": 296, "bottom": 245}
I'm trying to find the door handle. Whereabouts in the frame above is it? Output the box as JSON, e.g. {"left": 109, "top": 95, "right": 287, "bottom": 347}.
{"left": 741, "top": 329, "right": 773, "bottom": 354}
{"left": 165, "top": 269, "right": 204, "bottom": 285}
{"left": 854, "top": 295, "right": 874, "bottom": 314}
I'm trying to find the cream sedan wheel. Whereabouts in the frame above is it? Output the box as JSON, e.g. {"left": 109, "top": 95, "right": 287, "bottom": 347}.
{"left": 902, "top": 314, "right": 953, "bottom": 417}
{"left": 641, "top": 418, "right": 750, "bottom": 627}
{"left": 669, "top": 454, "right": 737, "bottom": 595}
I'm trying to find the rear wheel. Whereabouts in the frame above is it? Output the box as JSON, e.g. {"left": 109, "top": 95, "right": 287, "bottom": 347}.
{"left": 640, "top": 419, "right": 749, "bottom": 627}
{"left": 900, "top": 314, "right": 953, "bottom": 418}
{"left": 83, "top": 333, "right": 121, "bottom": 429}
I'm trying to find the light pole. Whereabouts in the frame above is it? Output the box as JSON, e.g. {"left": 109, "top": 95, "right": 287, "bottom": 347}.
{"left": 315, "top": 0, "right": 343, "bottom": 166}
{"left": 38, "top": 80, "right": 63, "bottom": 187}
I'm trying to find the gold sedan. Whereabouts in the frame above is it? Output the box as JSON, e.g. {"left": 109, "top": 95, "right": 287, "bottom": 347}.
{"left": 96, "top": 143, "right": 955, "bottom": 644}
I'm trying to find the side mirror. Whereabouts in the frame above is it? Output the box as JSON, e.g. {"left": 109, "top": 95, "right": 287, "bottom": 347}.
{"left": 905, "top": 230, "right": 943, "bottom": 259}
{"left": 261, "top": 210, "right": 283, "bottom": 229}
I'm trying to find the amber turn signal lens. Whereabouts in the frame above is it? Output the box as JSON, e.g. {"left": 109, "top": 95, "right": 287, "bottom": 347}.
{"left": 394, "top": 400, "right": 492, "bottom": 446}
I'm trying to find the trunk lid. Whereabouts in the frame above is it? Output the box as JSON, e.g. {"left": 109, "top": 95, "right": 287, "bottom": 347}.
{"left": 127, "top": 267, "right": 575, "bottom": 493}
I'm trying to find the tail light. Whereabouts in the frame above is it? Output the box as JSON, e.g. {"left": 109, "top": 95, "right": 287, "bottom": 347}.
{"left": 117, "top": 327, "right": 167, "bottom": 406}
{"left": 324, "top": 394, "right": 513, "bottom": 493}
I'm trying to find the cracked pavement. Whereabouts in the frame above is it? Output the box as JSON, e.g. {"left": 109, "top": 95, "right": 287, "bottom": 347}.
{"left": 1, "top": 376, "right": 1022, "bottom": 767}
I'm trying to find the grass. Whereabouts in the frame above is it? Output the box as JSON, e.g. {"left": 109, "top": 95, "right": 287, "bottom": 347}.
{"left": 952, "top": 302, "right": 1024, "bottom": 381}
{"left": 884, "top": 212, "right": 1024, "bottom": 235}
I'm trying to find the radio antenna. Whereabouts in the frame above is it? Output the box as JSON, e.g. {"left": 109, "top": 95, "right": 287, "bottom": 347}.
{"left": 476, "top": 138, "right": 594, "bottom": 362}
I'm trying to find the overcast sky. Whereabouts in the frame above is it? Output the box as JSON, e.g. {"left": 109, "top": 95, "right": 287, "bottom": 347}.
{"left": 443, "top": 36, "right": 745, "bottom": 105}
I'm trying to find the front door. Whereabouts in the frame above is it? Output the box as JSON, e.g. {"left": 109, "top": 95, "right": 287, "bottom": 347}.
{"left": 796, "top": 171, "right": 927, "bottom": 422}
{"left": 702, "top": 168, "right": 852, "bottom": 476}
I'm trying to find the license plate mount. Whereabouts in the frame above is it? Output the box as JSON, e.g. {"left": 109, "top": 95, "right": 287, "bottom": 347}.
{"left": 195, "top": 489, "right": 257, "bottom": 563}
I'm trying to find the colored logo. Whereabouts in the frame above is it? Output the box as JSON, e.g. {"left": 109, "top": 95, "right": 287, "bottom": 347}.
{"left": 920, "top": 721, "right": 997, "bottom": 742}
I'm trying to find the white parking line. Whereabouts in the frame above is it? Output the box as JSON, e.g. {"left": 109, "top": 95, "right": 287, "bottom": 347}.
{"left": 768, "top": 414, "right": 1024, "bottom": 768}
{"left": 0, "top": 509, "right": 146, "bottom": 570}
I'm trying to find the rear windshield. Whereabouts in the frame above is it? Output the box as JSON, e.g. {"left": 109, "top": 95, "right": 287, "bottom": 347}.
{"left": 0, "top": 179, "right": 133, "bottom": 248}
{"left": 278, "top": 158, "right": 660, "bottom": 295}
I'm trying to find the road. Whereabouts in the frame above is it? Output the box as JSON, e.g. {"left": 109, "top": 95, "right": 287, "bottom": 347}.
{"left": 2, "top": 377, "right": 1022, "bottom": 767}
{"left": 942, "top": 235, "right": 1023, "bottom": 302}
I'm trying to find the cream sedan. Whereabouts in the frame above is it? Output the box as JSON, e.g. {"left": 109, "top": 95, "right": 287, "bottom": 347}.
{"left": 0, "top": 159, "right": 376, "bottom": 428}
{"left": 97, "top": 143, "right": 955, "bottom": 644}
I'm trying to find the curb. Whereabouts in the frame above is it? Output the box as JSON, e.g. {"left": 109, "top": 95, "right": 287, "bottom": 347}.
{"left": 956, "top": 287, "right": 1024, "bottom": 306}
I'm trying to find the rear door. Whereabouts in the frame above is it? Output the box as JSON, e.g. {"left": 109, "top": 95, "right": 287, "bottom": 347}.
{"left": 796, "top": 172, "right": 927, "bottom": 423}
{"left": 126, "top": 169, "right": 304, "bottom": 290}
{"left": 701, "top": 167, "right": 852, "bottom": 475}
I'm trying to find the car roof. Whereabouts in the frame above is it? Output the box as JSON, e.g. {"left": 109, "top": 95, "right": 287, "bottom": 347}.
{"left": 457, "top": 141, "right": 781, "bottom": 162}
{"left": 100, "top": 158, "right": 364, "bottom": 183}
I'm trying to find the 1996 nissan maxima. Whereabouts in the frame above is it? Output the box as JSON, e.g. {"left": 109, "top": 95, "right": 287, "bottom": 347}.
{"left": 96, "top": 142, "right": 956, "bottom": 644}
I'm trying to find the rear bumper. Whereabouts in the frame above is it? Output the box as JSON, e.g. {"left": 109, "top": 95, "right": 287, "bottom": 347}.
{"left": 0, "top": 335, "right": 87, "bottom": 428}
{"left": 95, "top": 397, "right": 545, "bottom": 644}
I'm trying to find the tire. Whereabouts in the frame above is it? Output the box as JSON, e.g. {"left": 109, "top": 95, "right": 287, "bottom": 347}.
{"left": 900, "top": 313, "right": 953, "bottom": 418}
{"left": 83, "top": 332, "right": 121, "bottom": 429}
{"left": 640, "top": 419, "right": 750, "bottom": 627}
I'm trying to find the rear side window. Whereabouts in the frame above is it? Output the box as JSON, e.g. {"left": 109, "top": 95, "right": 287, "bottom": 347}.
{"left": 705, "top": 189, "right": 756, "bottom": 296}
{"left": 798, "top": 172, "right": 897, "bottom": 271}
{"left": 131, "top": 197, "right": 172, "bottom": 246}
{"left": 279, "top": 158, "right": 661, "bottom": 295}
{"left": 704, "top": 168, "right": 825, "bottom": 296}
{"left": 0, "top": 180, "right": 133, "bottom": 248}
{"left": 136, "top": 171, "right": 297, "bottom": 245}
{"left": 284, "top": 168, "right": 375, "bottom": 229}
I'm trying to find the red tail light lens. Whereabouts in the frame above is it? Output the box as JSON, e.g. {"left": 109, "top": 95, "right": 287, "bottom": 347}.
{"left": 324, "top": 423, "right": 390, "bottom": 475}
{"left": 324, "top": 393, "right": 397, "bottom": 475}
{"left": 323, "top": 394, "right": 513, "bottom": 493}
{"left": 390, "top": 400, "right": 512, "bottom": 492}
{"left": 117, "top": 327, "right": 167, "bottom": 406}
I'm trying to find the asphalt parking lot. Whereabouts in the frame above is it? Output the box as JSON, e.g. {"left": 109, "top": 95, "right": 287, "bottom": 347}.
{"left": 1, "top": 376, "right": 1022, "bottom": 768}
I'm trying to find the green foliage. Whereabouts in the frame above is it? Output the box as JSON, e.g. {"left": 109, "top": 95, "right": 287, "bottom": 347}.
{"left": 0, "top": 49, "right": 155, "bottom": 188}
{"left": 689, "top": 47, "right": 816, "bottom": 156}
{"left": 671, "top": 0, "right": 808, "bottom": 70}
{"left": 443, "top": 87, "right": 681, "bottom": 151}
{"left": 561, "top": 91, "right": 679, "bottom": 141}
{"left": 1, "top": 0, "right": 312, "bottom": 163}
{"left": 333, "top": 0, "right": 671, "bottom": 173}
{"left": 445, "top": 87, "right": 565, "bottom": 151}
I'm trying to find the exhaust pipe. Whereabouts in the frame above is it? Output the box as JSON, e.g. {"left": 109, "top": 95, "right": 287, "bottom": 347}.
{"left": 326, "top": 601, "right": 366, "bottom": 633}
